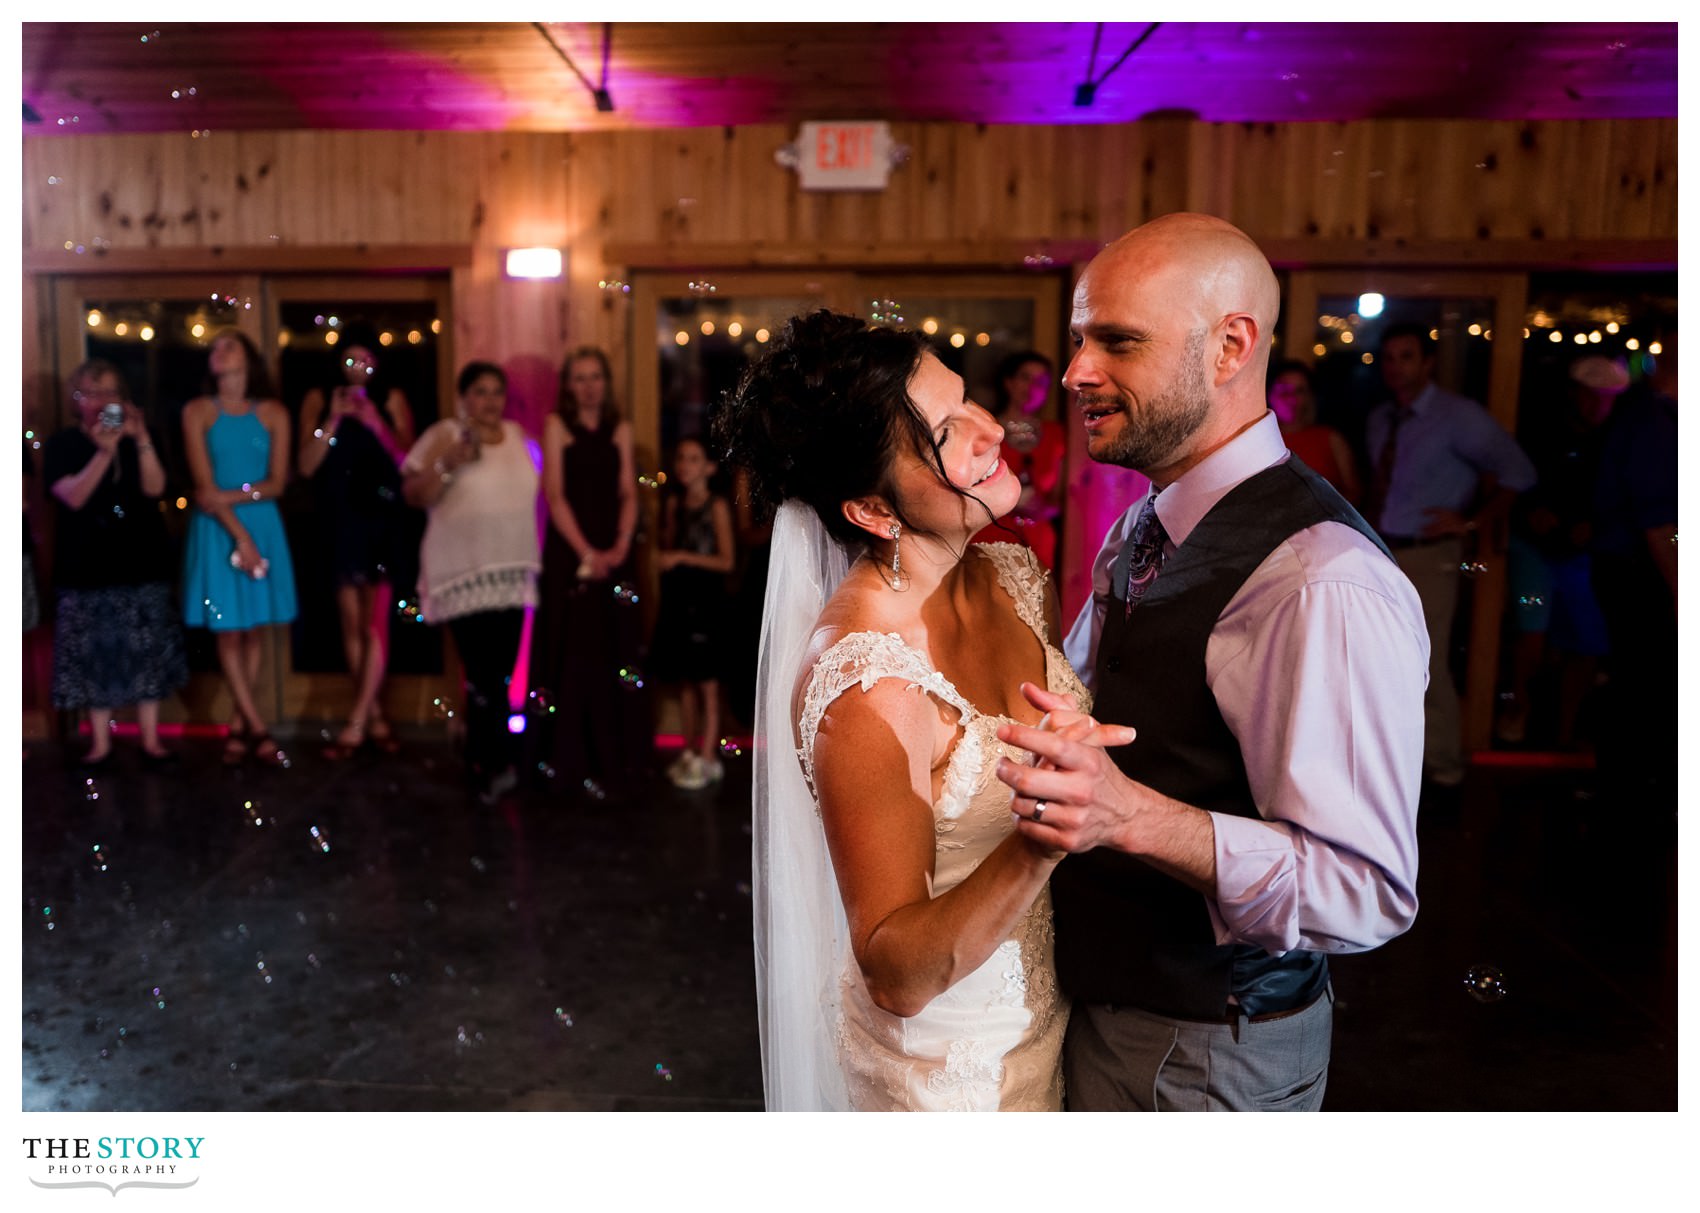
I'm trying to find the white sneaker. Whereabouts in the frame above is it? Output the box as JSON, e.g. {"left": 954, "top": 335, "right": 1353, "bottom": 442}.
{"left": 700, "top": 755, "right": 724, "bottom": 784}
{"left": 665, "top": 751, "right": 693, "bottom": 781}
{"left": 670, "top": 752, "right": 710, "bottom": 791}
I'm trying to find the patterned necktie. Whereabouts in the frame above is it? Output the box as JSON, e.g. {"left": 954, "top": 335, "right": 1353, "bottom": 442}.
{"left": 1124, "top": 495, "right": 1169, "bottom": 618}
{"left": 1367, "top": 406, "right": 1409, "bottom": 530}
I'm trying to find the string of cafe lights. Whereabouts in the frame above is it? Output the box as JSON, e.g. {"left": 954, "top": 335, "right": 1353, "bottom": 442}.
{"left": 1310, "top": 310, "right": 1664, "bottom": 365}
{"left": 667, "top": 309, "right": 1000, "bottom": 351}
{"left": 77, "top": 306, "right": 442, "bottom": 350}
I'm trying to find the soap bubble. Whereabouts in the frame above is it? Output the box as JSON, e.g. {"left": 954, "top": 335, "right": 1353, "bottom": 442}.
{"left": 1463, "top": 964, "right": 1508, "bottom": 1003}
{"left": 869, "top": 299, "right": 905, "bottom": 324}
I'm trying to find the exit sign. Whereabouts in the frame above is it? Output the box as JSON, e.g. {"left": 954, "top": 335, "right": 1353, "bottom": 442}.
{"left": 795, "top": 121, "right": 895, "bottom": 191}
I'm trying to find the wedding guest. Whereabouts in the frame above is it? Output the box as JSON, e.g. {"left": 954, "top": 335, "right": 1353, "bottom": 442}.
{"left": 723, "top": 465, "right": 773, "bottom": 728}
{"left": 1590, "top": 333, "right": 1677, "bottom": 799}
{"left": 23, "top": 440, "right": 40, "bottom": 634}
{"left": 1498, "top": 355, "right": 1619, "bottom": 747}
{"left": 970, "top": 350, "right": 1066, "bottom": 568}
{"left": 181, "top": 331, "right": 298, "bottom": 767}
{"left": 532, "top": 346, "right": 649, "bottom": 801}
{"left": 997, "top": 214, "right": 1427, "bottom": 1111}
{"left": 297, "top": 325, "right": 415, "bottom": 757}
{"left": 1267, "top": 360, "right": 1360, "bottom": 503}
{"left": 46, "top": 360, "right": 188, "bottom": 768}
{"left": 402, "top": 361, "right": 540, "bottom": 803}
{"left": 650, "top": 436, "right": 735, "bottom": 790}
{"left": 1363, "top": 323, "right": 1535, "bottom": 790}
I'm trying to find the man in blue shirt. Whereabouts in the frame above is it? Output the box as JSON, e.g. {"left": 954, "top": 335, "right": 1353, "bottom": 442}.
{"left": 1589, "top": 341, "right": 1677, "bottom": 800}
{"left": 1365, "top": 324, "right": 1536, "bottom": 789}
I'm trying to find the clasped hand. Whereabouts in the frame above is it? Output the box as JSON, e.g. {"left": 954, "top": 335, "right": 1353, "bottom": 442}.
{"left": 231, "top": 535, "right": 264, "bottom": 575}
{"left": 995, "top": 682, "right": 1145, "bottom": 856}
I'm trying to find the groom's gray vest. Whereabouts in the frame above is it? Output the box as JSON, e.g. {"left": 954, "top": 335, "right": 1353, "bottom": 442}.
{"left": 1052, "top": 456, "right": 1392, "bottom": 1019}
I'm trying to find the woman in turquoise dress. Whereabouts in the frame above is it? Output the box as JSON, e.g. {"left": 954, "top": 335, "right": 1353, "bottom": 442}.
{"left": 181, "top": 329, "right": 299, "bottom": 765}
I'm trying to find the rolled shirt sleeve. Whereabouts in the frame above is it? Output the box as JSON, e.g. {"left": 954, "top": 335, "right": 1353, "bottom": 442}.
{"left": 1204, "top": 523, "right": 1428, "bottom": 955}
{"left": 1456, "top": 398, "right": 1537, "bottom": 493}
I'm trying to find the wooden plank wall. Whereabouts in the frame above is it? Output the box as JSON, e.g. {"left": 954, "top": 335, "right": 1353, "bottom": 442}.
{"left": 23, "top": 118, "right": 1677, "bottom": 403}
{"left": 18, "top": 116, "right": 1676, "bottom": 739}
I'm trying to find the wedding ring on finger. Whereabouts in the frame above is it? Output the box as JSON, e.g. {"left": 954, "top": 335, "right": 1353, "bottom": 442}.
{"left": 1032, "top": 800, "right": 1047, "bottom": 824}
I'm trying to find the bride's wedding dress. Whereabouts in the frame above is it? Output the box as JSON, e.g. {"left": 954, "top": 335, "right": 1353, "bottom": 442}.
{"left": 794, "top": 542, "right": 1086, "bottom": 1111}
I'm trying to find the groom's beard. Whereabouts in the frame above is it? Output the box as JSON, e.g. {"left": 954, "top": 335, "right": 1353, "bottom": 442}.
{"left": 1081, "top": 330, "right": 1212, "bottom": 473}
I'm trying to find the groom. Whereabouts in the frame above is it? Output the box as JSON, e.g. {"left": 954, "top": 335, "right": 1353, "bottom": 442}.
{"left": 996, "top": 213, "right": 1427, "bottom": 1111}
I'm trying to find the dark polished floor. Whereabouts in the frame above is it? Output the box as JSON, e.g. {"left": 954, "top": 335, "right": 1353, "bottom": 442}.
{"left": 20, "top": 731, "right": 1678, "bottom": 1112}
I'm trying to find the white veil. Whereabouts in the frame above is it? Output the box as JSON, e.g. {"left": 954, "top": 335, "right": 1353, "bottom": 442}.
{"left": 752, "top": 499, "right": 852, "bottom": 1111}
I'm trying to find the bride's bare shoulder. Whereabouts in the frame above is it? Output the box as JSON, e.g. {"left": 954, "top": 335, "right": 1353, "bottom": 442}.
{"left": 804, "top": 567, "right": 913, "bottom": 660}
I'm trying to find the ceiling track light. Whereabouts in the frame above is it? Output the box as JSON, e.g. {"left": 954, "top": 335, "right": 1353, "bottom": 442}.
{"left": 535, "top": 21, "right": 616, "bottom": 115}
{"left": 1074, "top": 22, "right": 1163, "bottom": 108}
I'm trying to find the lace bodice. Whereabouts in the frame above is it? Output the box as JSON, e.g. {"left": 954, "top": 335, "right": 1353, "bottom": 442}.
{"left": 798, "top": 543, "right": 1090, "bottom": 797}
{"left": 794, "top": 542, "right": 1086, "bottom": 1110}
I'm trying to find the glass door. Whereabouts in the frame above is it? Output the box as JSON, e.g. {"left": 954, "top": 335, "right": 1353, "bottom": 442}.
{"left": 628, "top": 269, "right": 1065, "bottom": 732}
{"left": 47, "top": 274, "right": 268, "bottom": 730}
{"left": 1285, "top": 270, "right": 1528, "bottom": 755}
{"left": 265, "top": 276, "right": 453, "bottom": 728}
{"left": 40, "top": 272, "right": 454, "bottom": 730}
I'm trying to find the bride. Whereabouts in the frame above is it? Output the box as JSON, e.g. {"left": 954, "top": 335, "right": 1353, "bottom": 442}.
{"left": 715, "top": 311, "right": 1126, "bottom": 1111}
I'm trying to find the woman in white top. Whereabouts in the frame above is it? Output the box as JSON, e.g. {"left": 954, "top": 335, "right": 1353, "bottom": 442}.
{"left": 714, "top": 311, "right": 1130, "bottom": 1110}
{"left": 402, "top": 361, "right": 540, "bottom": 803}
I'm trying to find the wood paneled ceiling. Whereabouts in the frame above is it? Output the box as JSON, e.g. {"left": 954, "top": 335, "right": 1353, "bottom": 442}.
{"left": 21, "top": 21, "right": 1678, "bottom": 135}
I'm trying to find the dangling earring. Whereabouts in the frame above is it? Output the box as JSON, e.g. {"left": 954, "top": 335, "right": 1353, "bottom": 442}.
{"left": 888, "top": 523, "right": 910, "bottom": 591}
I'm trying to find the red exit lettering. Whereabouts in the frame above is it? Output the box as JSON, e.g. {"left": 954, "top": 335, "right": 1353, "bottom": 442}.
{"left": 815, "top": 126, "right": 871, "bottom": 171}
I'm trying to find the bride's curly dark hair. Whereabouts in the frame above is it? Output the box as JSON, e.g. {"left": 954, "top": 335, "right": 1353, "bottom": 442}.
{"left": 711, "top": 310, "right": 994, "bottom": 550}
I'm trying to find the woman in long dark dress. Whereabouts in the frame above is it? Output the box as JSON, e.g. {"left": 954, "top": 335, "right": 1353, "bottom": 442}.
{"left": 297, "top": 327, "right": 415, "bottom": 756}
{"left": 534, "top": 346, "right": 650, "bottom": 800}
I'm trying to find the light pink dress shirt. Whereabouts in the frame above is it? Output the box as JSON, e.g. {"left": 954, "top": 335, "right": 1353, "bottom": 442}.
{"left": 1064, "top": 412, "right": 1427, "bottom": 956}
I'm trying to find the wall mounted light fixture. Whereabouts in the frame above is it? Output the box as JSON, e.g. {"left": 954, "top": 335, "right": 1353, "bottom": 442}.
{"left": 504, "top": 247, "right": 565, "bottom": 280}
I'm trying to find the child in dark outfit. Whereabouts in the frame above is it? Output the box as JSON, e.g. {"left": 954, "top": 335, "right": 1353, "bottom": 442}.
{"left": 650, "top": 436, "right": 736, "bottom": 789}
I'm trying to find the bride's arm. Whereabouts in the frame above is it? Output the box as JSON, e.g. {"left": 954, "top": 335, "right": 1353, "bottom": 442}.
{"left": 811, "top": 679, "right": 1061, "bottom": 1019}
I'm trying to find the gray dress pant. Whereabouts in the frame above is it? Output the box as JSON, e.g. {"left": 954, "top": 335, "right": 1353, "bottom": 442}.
{"left": 1063, "top": 986, "right": 1332, "bottom": 1111}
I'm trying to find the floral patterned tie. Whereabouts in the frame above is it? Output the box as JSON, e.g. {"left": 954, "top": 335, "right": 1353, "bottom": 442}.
{"left": 1124, "top": 495, "right": 1168, "bottom": 618}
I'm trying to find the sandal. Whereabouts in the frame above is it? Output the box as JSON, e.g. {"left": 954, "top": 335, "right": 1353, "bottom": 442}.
{"left": 250, "top": 732, "right": 290, "bottom": 768}
{"left": 221, "top": 721, "right": 251, "bottom": 766}
{"left": 366, "top": 714, "right": 401, "bottom": 754}
{"left": 322, "top": 721, "right": 366, "bottom": 761}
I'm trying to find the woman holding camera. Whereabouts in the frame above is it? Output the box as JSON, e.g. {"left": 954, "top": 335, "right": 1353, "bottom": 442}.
{"left": 45, "top": 359, "right": 187, "bottom": 768}
{"left": 181, "top": 329, "right": 299, "bottom": 766}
